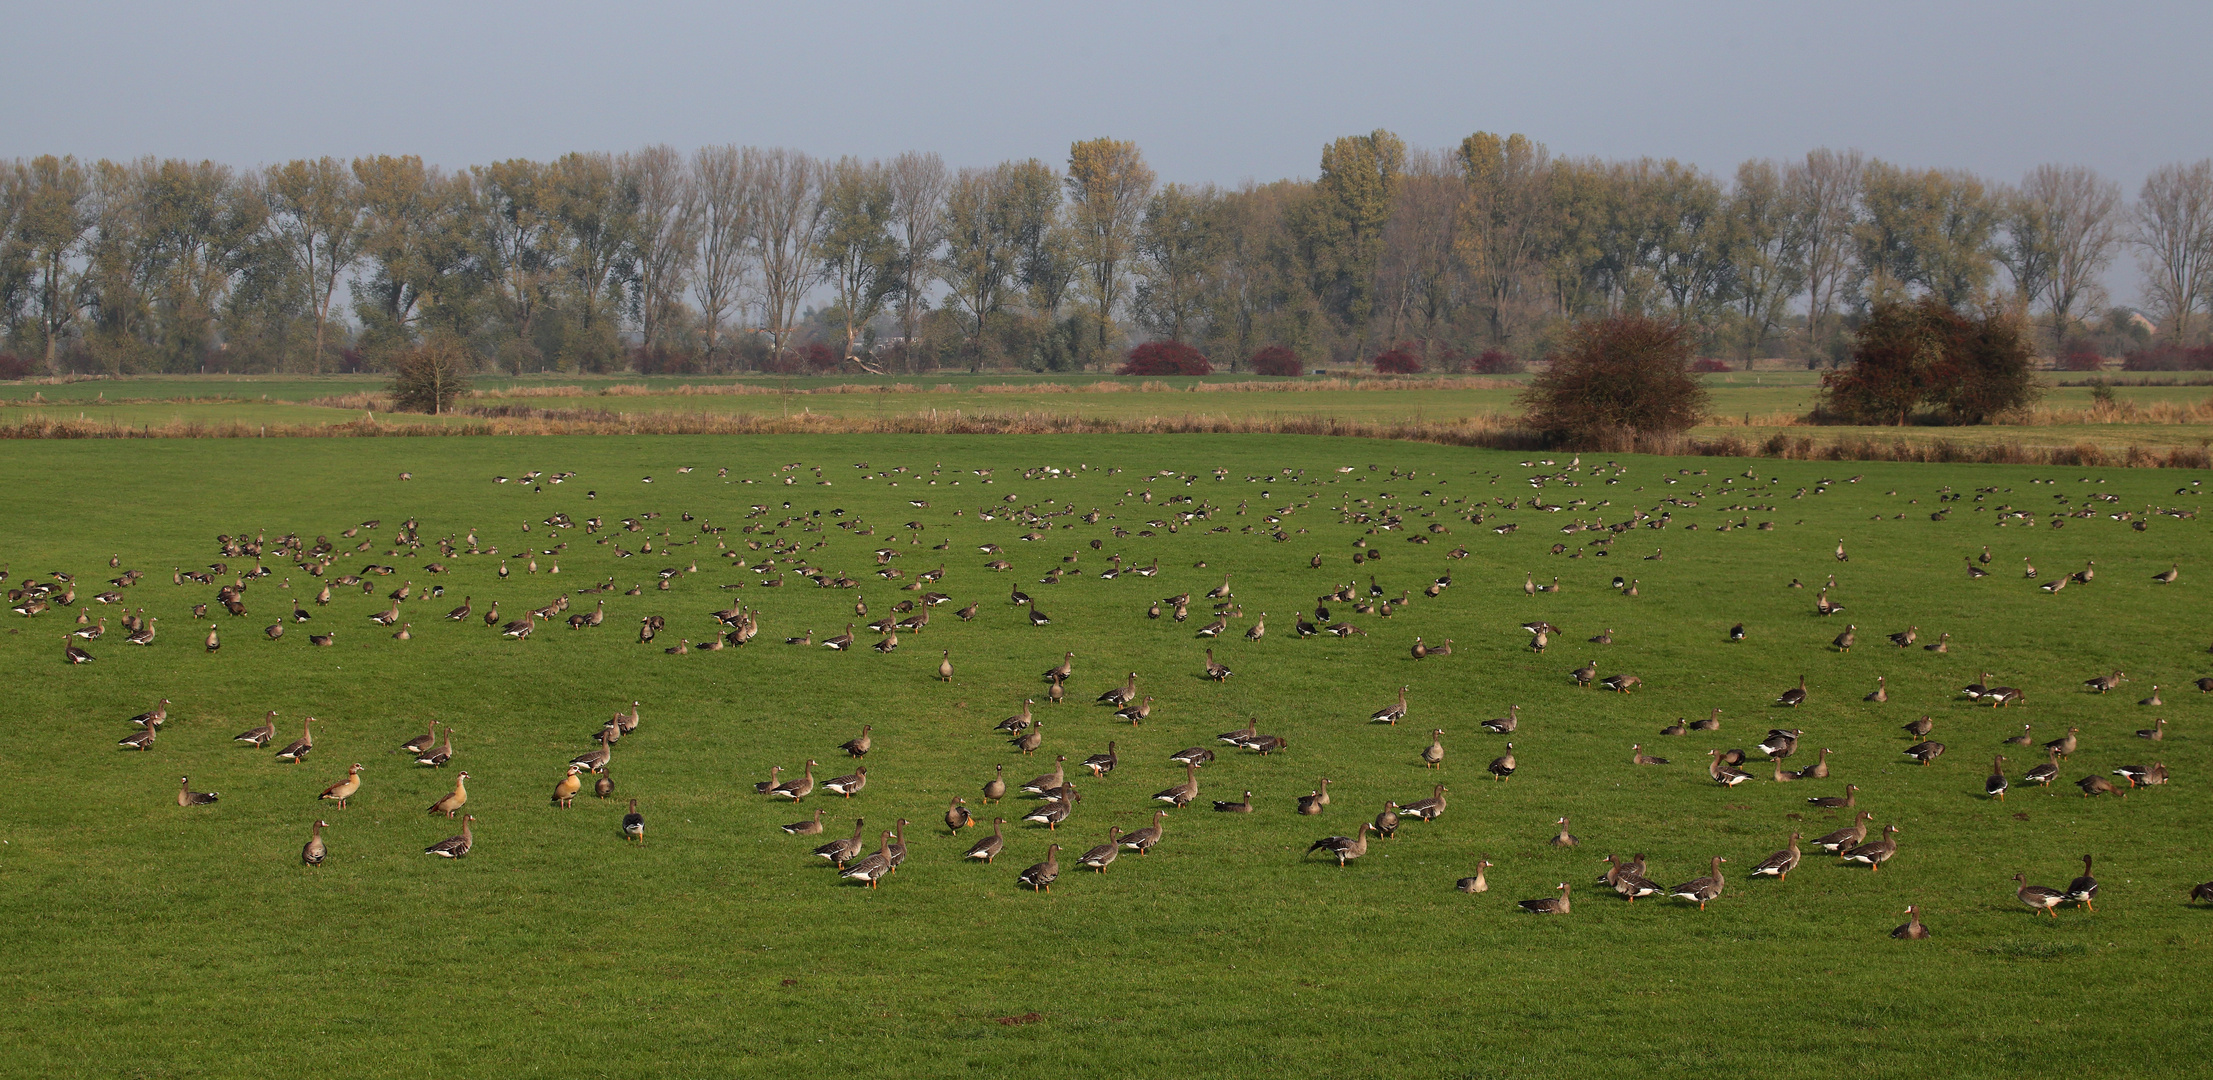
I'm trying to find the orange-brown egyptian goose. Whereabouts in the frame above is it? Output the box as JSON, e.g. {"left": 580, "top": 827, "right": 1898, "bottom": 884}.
{"left": 428, "top": 772, "right": 470, "bottom": 817}
{"left": 319, "top": 763, "right": 364, "bottom": 808}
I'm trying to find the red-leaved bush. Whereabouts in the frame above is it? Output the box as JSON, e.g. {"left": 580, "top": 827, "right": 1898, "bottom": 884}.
{"left": 1690, "top": 358, "right": 1731, "bottom": 373}
{"left": 0, "top": 353, "right": 34, "bottom": 380}
{"left": 1469, "top": 349, "right": 1525, "bottom": 374}
{"left": 2056, "top": 343, "right": 2105, "bottom": 371}
{"left": 1120, "top": 341, "right": 1213, "bottom": 376}
{"left": 801, "top": 342, "right": 841, "bottom": 372}
{"left": 1248, "top": 345, "right": 1303, "bottom": 376}
{"left": 631, "top": 344, "right": 700, "bottom": 375}
{"left": 2121, "top": 343, "right": 2213, "bottom": 371}
{"left": 1371, "top": 348, "right": 1420, "bottom": 374}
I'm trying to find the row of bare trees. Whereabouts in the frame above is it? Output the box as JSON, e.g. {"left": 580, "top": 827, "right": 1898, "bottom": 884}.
{"left": 2, "top": 138, "right": 2208, "bottom": 374}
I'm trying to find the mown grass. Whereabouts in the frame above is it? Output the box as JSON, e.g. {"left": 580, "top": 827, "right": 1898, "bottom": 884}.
{"left": 2, "top": 434, "right": 2211, "bottom": 1079}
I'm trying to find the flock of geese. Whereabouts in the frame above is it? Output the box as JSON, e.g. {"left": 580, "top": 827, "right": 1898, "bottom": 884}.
{"left": 35, "top": 456, "right": 2213, "bottom": 931}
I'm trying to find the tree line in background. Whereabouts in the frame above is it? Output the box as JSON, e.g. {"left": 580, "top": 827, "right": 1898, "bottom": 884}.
{"left": 3, "top": 135, "right": 2212, "bottom": 377}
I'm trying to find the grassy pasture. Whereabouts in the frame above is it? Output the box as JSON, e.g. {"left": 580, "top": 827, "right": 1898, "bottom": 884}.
{"left": 2, "top": 434, "right": 2211, "bottom": 1078}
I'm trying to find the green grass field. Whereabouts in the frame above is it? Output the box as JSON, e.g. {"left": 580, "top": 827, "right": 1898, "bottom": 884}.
{"left": 3, "top": 434, "right": 2210, "bottom": 1078}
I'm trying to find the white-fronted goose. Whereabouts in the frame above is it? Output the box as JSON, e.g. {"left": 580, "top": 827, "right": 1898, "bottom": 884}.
{"left": 129, "top": 700, "right": 170, "bottom": 729}
{"left": 302, "top": 819, "right": 329, "bottom": 866}
{"left": 1833, "top": 624, "right": 1857, "bottom": 652}
{"left": 938, "top": 650, "right": 954, "bottom": 682}
{"left": 1904, "top": 741, "right": 1945, "bottom": 767}
{"left": 594, "top": 773, "right": 613, "bottom": 800}
{"left": 2136, "top": 718, "right": 2167, "bottom": 741}
{"left": 2015, "top": 872, "right": 2066, "bottom": 917}
{"left": 319, "top": 763, "right": 364, "bottom": 808}
{"left": 1113, "top": 696, "right": 1153, "bottom": 725}
{"left": 1891, "top": 906, "right": 1928, "bottom": 939}
{"left": 753, "top": 765, "right": 784, "bottom": 795}
{"left": 982, "top": 765, "right": 1007, "bottom": 804}
{"left": 2024, "top": 749, "right": 2060, "bottom": 786}
{"left": 1757, "top": 729, "right": 1801, "bottom": 760}
{"left": 1600, "top": 673, "right": 1641, "bottom": 694}
{"left": 943, "top": 797, "right": 974, "bottom": 833}
{"left": 1777, "top": 676, "right": 1807, "bottom": 707}
{"left": 783, "top": 809, "right": 828, "bottom": 836}
{"left": 1631, "top": 745, "right": 1669, "bottom": 766}
{"left": 1212, "top": 790, "right": 1254, "bottom": 813}
{"left": 1020, "top": 797, "right": 1071, "bottom": 831}
{"left": 1307, "top": 822, "right": 1373, "bottom": 866}
{"left": 2075, "top": 774, "right": 2121, "bottom": 798}
{"left": 1076, "top": 827, "right": 1123, "bottom": 873}
{"left": 424, "top": 815, "right": 474, "bottom": 858}
{"left": 996, "top": 700, "right": 1036, "bottom": 733}
{"left": 823, "top": 766, "right": 868, "bottom": 799}
{"left": 274, "top": 716, "right": 315, "bottom": 764}
{"left": 815, "top": 818, "right": 867, "bottom": 866}
{"left": 2114, "top": 762, "right": 2168, "bottom": 787}
{"left": 1011, "top": 721, "right": 1045, "bottom": 756}
{"left": 1841, "top": 824, "right": 1900, "bottom": 871}
{"left": 1370, "top": 686, "right": 1409, "bottom": 726}
{"left": 2065, "top": 854, "right": 2098, "bottom": 911}
{"left": 572, "top": 731, "right": 612, "bottom": 774}
{"left": 841, "top": 832, "right": 894, "bottom": 888}
{"left": 1481, "top": 706, "right": 1519, "bottom": 734}
{"left": 1022, "top": 756, "right": 1068, "bottom": 796}
{"left": 415, "top": 728, "right": 454, "bottom": 768}
{"left": 1986, "top": 756, "right": 2008, "bottom": 800}
{"left": 1806, "top": 783, "right": 1859, "bottom": 808}
{"left": 401, "top": 719, "right": 439, "bottom": 756}
{"left": 1217, "top": 718, "right": 1258, "bottom": 745}
{"left": 770, "top": 760, "right": 818, "bottom": 801}
{"left": 1792, "top": 748, "right": 1833, "bottom": 780}
{"left": 2084, "top": 670, "right": 2126, "bottom": 694}
{"left": 1518, "top": 882, "right": 1571, "bottom": 914}
{"left": 838, "top": 725, "right": 872, "bottom": 758}
{"left": 2003, "top": 722, "right": 2034, "bottom": 747}
{"left": 1549, "top": 816, "right": 1577, "bottom": 847}
{"left": 1669, "top": 857, "right": 1727, "bottom": 909}
{"left": 622, "top": 799, "right": 645, "bottom": 845}
{"left": 1570, "top": 661, "right": 1597, "bottom": 686}
{"left": 1153, "top": 763, "right": 1199, "bottom": 808}
{"left": 235, "top": 710, "right": 277, "bottom": 747}
{"left": 1864, "top": 676, "right": 1887, "bottom": 703}
{"left": 1080, "top": 743, "right": 1118, "bottom": 777}
{"left": 1296, "top": 780, "right": 1333, "bottom": 816}
{"left": 1121, "top": 811, "right": 1166, "bottom": 855}
{"left": 2140, "top": 686, "right": 2163, "bottom": 707}
{"left": 1203, "top": 648, "right": 1232, "bottom": 681}
{"left": 118, "top": 725, "right": 156, "bottom": 751}
{"left": 428, "top": 772, "right": 470, "bottom": 818}
{"left": 177, "top": 776, "right": 218, "bottom": 807}
{"left": 1689, "top": 708, "right": 1722, "bottom": 732}
{"left": 1097, "top": 672, "right": 1138, "bottom": 707}
{"left": 1487, "top": 745, "right": 1516, "bottom": 782}
{"left": 2045, "top": 727, "right": 2080, "bottom": 759}
{"left": 1924, "top": 632, "right": 1950, "bottom": 653}
{"left": 964, "top": 818, "right": 1006, "bottom": 863}
{"left": 2155, "top": 563, "right": 2180, "bottom": 584}
{"left": 821, "top": 624, "right": 855, "bottom": 650}
{"left": 1458, "top": 858, "right": 1494, "bottom": 893}
{"left": 1017, "top": 844, "right": 1062, "bottom": 892}
{"left": 1398, "top": 784, "right": 1447, "bottom": 821}
{"left": 2191, "top": 880, "right": 2213, "bottom": 905}
{"left": 1169, "top": 746, "right": 1216, "bottom": 768}
{"left": 1751, "top": 833, "right": 1803, "bottom": 881}
{"left": 1421, "top": 730, "right": 1445, "bottom": 769}
{"left": 1813, "top": 811, "right": 1873, "bottom": 854}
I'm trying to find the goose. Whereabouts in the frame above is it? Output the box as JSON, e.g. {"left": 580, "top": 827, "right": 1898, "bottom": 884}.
{"left": 1422, "top": 730, "right": 1445, "bottom": 769}
{"left": 1121, "top": 810, "right": 1167, "bottom": 855}
{"left": 944, "top": 798, "right": 973, "bottom": 833}
{"left": 1841, "top": 824, "right": 1900, "bottom": 871}
{"left": 1296, "top": 780, "right": 1333, "bottom": 815}
{"left": 1892, "top": 905, "right": 1929, "bottom": 939}
{"left": 1549, "top": 816, "right": 1578, "bottom": 847}
{"left": 1410, "top": 637, "right": 1428, "bottom": 660}
{"left": 1076, "top": 827, "right": 1123, "bottom": 873}
{"left": 428, "top": 772, "right": 470, "bottom": 817}
{"left": 1212, "top": 790, "right": 1255, "bottom": 813}
{"left": 75, "top": 618, "right": 106, "bottom": 641}
{"left": 752, "top": 765, "right": 784, "bottom": 796}
{"left": 274, "top": 717, "right": 316, "bottom": 764}
{"left": 1984, "top": 684, "right": 2025, "bottom": 708}
{"left": 1217, "top": 718, "right": 1258, "bottom": 745}
{"left": 2044, "top": 727, "right": 2080, "bottom": 759}
{"left": 622, "top": 799, "right": 645, "bottom": 845}
{"left": 1888, "top": 626, "right": 1918, "bottom": 648}
{"left": 572, "top": 731, "right": 613, "bottom": 774}
{"left": 1922, "top": 632, "right": 1950, "bottom": 653}
{"left": 963, "top": 818, "right": 1007, "bottom": 863}
{"left": 1195, "top": 614, "right": 1228, "bottom": 639}
{"left": 1482, "top": 706, "right": 1520, "bottom": 734}
{"left": 2075, "top": 774, "right": 2120, "bottom": 798}
{"left": 2065, "top": 854, "right": 2099, "bottom": 911}
{"left": 401, "top": 720, "right": 439, "bottom": 756}
{"left": 1728, "top": 622, "right": 1746, "bottom": 642}
{"left": 1114, "top": 697, "right": 1153, "bottom": 725}
{"left": 1371, "top": 686, "right": 1409, "bottom": 725}
{"left": 1864, "top": 676, "right": 1888, "bottom": 703}
{"left": 982, "top": 765, "right": 1007, "bottom": 804}
{"left": 821, "top": 624, "right": 856, "bottom": 650}
{"left": 1517, "top": 882, "right": 1572, "bottom": 914}
{"left": 415, "top": 728, "right": 455, "bottom": 768}
{"left": 1307, "top": 822, "right": 1374, "bottom": 866}
{"left": 319, "top": 763, "right": 365, "bottom": 808}
{"left": 1026, "top": 600, "right": 1050, "bottom": 626}
{"left": 2015, "top": 872, "right": 2067, "bottom": 917}
{"left": 1203, "top": 649, "right": 1232, "bottom": 682}
{"left": 1961, "top": 673, "right": 1994, "bottom": 700}
{"left": 1833, "top": 624, "right": 1857, "bottom": 652}
{"left": 445, "top": 597, "right": 472, "bottom": 621}
{"left": 2025, "top": 748, "right": 2061, "bottom": 787}
{"left": 1904, "top": 740, "right": 1945, "bottom": 766}
{"left": 1777, "top": 676, "right": 1808, "bottom": 708}
{"left": 1631, "top": 745, "right": 1669, "bottom": 766}
{"left": 2084, "top": 670, "right": 2127, "bottom": 694}
{"left": 997, "top": 700, "right": 1036, "bottom": 733}
{"left": 1430, "top": 639, "right": 1454, "bottom": 657}
{"left": 2140, "top": 686, "right": 2163, "bottom": 707}
{"left": 1669, "top": 857, "right": 1727, "bottom": 909}
{"left": 424, "top": 815, "right": 475, "bottom": 858}
{"left": 2193, "top": 880, "right": 2213, "bottom": 905}
{"left": 1021, "top": 757, "right": 1068, "bottom": 796}
{"left": 1600, "top": 674, "right": 1641, "bottom": 694}
{"left": 1169, "top": 746, "right": 1216, "bottom": 768}
{"left": 554, "top": 766, "right": 583, "bottom": 807}
{"left": 815, "top": 818, "right": 867, "bottom": 866}
{"left": 1153, "top": 763, "right": 1199, "bottom": 808}
{"left": 2022, "top": 557, "right": 2038, "bottom": 579}
{"left": 1011, "top": 722, "right": 1045, "bottom": 756}
{"left": 785, "top": 630, "right": 814, "bottom": 646}
{"left": 1398, "top": 784, "right": 1448, "bottom": 821}
{"left": 1017, "top": 844, "right": 1062, "bottom": 892}
{"left": 2071, "top": 560, "right": 2096, "bottom": 584}
{"left": 769, "top": 761, "right": 818, "bottom": 801}
{"left": 1097, "top": 672, "right": 1138, "bottom": 707}
{"left": 1587, "top": 628, "right": 1613, "bottom": 644}
{"left": 1813, "top": 811, "right": 1874, "bottom": 854}
{"left": 1711, "top": 752, "right": 1753, "bottom": 787}
{"left": 1020, "top": 797, "right": 1071, "bottom": 831}
{"left": 1457, "top": 859, "right": 1494, "bottom": 894}
{"left": 841, "top": 832, "right": 895, "bottom": 888}
{"left": 1757, "top": 729, "right": 1801, "bottom": 760}
{"left": 1966, "top": 558, "right": 1989, "bottom": 579}
{"left": 822, "top": 766, "right": 868, "bottom": 799}
{"left": 1658, "top": 719, "right": 1688, "bottom": 737}
{"left": 302, "top": 820, "right": 330, "bottom": 866}
{"left": 177, "top": 776, "right": 218, "bottom": 806}
{"left": 127, "top": 618, "right": 158, "bottom": 646}
{"left": 265, "top": 622, "right": 284, "bottom": 641}
{"left": 2114, "top": 762, "right": 2168, "bottom": 788}
{"left": 235, "top": 710, "right": 278, "bottom": 747}
{"left": 1806, "top": 784, "right": 1859, "bottom": 808}
{"left": 2003, "top": 723, "right": 2034, "bottom": 747}
{"left": 1570, "top": 661, "right": 1597, "bottom": 686}
{"left": 2136, "top": 718, "right": 2167, "bottom": 741}
{"left": 1750, "top": 833, "right": 1803, "bottom": 882}
{"left": 1487, "top": 745, "right": 1516, "bottom": 782}
{"left": 1614, "top": 868, "right": 1663, "bottom": 903}
{"left": 2153, "top": 562, "right": 2181, "bottom": 584}
{"left": 838, "top": 725, "right": 872, "bottom": 759}
{"left": 118, "top": 725, "right": 156, "bottom": 751}
{"left": 1079, "top": 742, "right": 1118, "bottom": 778}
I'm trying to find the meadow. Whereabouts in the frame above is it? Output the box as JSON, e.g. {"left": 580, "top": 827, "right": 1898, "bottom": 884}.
{"left": 3, "top": 433, "right": 2211, "bottom": 1079}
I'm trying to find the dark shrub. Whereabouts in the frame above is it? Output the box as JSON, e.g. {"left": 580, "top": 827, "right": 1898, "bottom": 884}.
{"left": 0, "top": 353, "right": 34, "bottom": 380}
{"left": 632, "top": 344, "right": 699, "bottom": 375}
{"left": 1822, "top": 298, "right": 2041, "bottom": 424}
{"left": 801, "top": 342, "right": 840, "bottom": 372}
{"left": 2057, "top": 340, "right": 2105, "bottom": 371}
{"left": 1371, "top": 348, "right": 1420, "bottom": 374}
{"left": 387, "top": 337, "right": 474, "bottom": 414}
{"left": 1469, "top": 349, "right": 1525, "bottom": 375}
{"left": 1518, "top": 315, "right": 1708, "bottom": 445}
{"left": 1120, "top": 341, "right": 1213, "bottom": 376}
{"left": 1690, "top": 358, "right": 1731, "bottom": 373}
{"left": 1249, "top": 345, "right": 1303, "bottom": 377}
{"left": 2121, "top": 343, "right": 2213, "bottom": 371}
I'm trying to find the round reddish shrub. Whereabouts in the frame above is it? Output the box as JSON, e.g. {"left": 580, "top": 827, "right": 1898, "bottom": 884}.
{"left": 1248, "top": 345, "right": 1304, "bottom": 377}
{"left": 1689, "top": 358, "right": 1731, "bottom": 373}
{"left": 1120, "top": 341, "right": 1213, "bottom": 376}
{"left": 1371, "top": 348, "right": 1420, "bottom": 374}
{"left": 1469, "top": 349, "right": 1525, "bottom": 374}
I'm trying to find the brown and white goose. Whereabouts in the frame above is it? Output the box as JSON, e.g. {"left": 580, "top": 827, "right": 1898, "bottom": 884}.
{"left": 572, "top": 731, "right": 613, "bottom": 774}
{"left": 319, "top": 763, "right": 364, "bottom": 808}
{"left": 814, "top": 818, "right": 867, "bottom": 866}
{"left": 273, "top": 716, "right": 316, "bottom": 763}
{"left": 234, "top": 710, "right": 278, "bottom": 747}
{"left": 838, "top": 725, "right": 872, "bottom": 759}
{"left": 1812, "top": 811, "right": 1873, "bottom": 855}
{"left": 1021, "top": 756, "right": 1068, "bottom": 796}
{"left": 1076, "top": 827, "right": 1124, "bottom": 873}
{"left": 1806, "top": 783, "right": 1859, "bottom": 809}
{"left": 1481, "top": 706, "right": 1520, "bottom": 734}
{"left": 783, "top": 809, "right": 827, "bottom": 836}
{"left": 822, "top": 766, "right": 868, "bottom": 799}
{"left": 177, "top": 776, "right": 219, "bottom": 807}
{"left": 118, "top": 725, "right": 156, "bottom": 751}
{"left": 1750, "top": 833, "right": 1803, "bottom": 882}
{"left": 2024, "top": 748, "right": 2061, "bottom": 786}
{"left": 1986, "top": 756, "right": 2009, "bottom": 800}
{"left": 769, "top": 760, "right": 818, "bottom": 801}
{"left": 1296, "top": 779, "right": 1333, "bottom": 815}
{"left": 1422, "top": 730, "right": 1446, "bottom": 769}
{"left": 400, "top": 720, "right": 439, "bottom": 757}
{"left": 982, "top": 765, "right": 1007, "bottom": 804}
{"left": 1792, "top": 748, "right": 1833, "bottom": 780}
{"left": 1549, "top": 816, "right": 1578, "bottom": 847}
{"left": 1518, "top": 882, "right": 1571, "bottom": 914}
{"left": 1080, "top": 742, "right": 1118, "bottom": 778}
{"left": 1306, "top": 822, "right": 1373, "bottom": 866}
{"left": 1213, "top": 790, "right": 1255, "bottom": 813}
{"left": 1891, "top": 906, "right": 1929, "bottom": 939}
{"left": 1487, "top": 744, "right": 1516, "bottom": 782}
{"left": 302, "top": 819, "right": 330, "bottom": 866}
{"left": 1457, "top": 859, "right": 1494, "bottom": 893}
{"left": 1120, "top": 811, "right": 1166, "bottom": 855}
{"left": 1017, "top": 844, "right": 1062, "bottom": 892}
{"left": 1398, "top": 784, "right": 1448, "bottom": 821}
{"left": 1776, "top": 675, "right": 1808, "bottom": 708}
{"left": 1370, "top": 686, "right": 1409, "bottom": 725}
{"left": 2065, "top": 854, "right": 2099, "bottom": 911}
{"left": 2015, "top": 872, "right": 2067, "bottom": 917}
{"left": 752, "top": 765, "right": 784, "bottom": 795}
{"left": 1153, "top": 763, "right": 1199, "bottom": 808}
{"left": 840, "top": 832, "right": 894, "bottom": 888}
{"left": 1841, "top": 824, "right": 1901, "bottom": 871}
{"left": 1669, "top": 857, "right": 1727, "bottom": 910}
{"left": 415, "top": 727, "right": 455, "bottom": 768}
{"left": 963, "top": 818, "right": 1006, "bottom": 863}
{"left": 130, "top": 700, "right": 170, "bottom": 729}
{"left": 1113, "top": 696, "right": 1153, "bottom": 725}
{"left": 424, "top": 815, "right": 474, "bottom": 858}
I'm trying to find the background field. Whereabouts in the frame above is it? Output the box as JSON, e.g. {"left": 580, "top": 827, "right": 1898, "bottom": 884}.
{"left": 3, "top": 433, "right": 2210, "bottom": 1078}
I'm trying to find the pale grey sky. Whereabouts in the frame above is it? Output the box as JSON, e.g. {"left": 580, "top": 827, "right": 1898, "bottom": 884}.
{"left": 8, "top": 0, "right": 2208, "bottom": 297}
